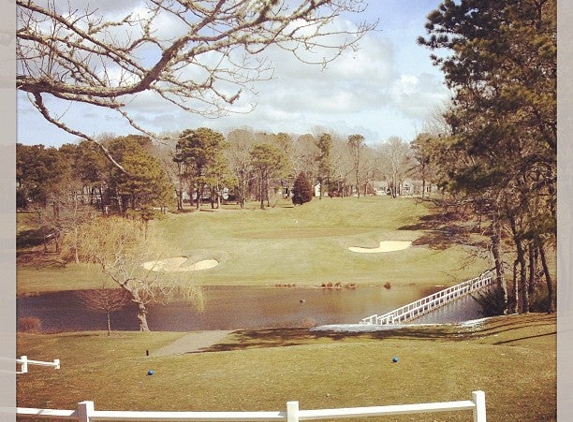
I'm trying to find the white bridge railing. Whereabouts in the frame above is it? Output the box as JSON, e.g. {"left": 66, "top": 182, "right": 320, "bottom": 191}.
{"left": 360, "top": 272, "right": 495, "bottom": 326}
{"left": 16, "top": 355, "right": 60, "bottom": 375}
{"left": 16, "top": 391, "right": 487, "bottom": 422}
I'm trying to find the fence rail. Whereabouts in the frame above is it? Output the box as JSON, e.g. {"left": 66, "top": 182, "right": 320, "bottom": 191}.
{"left": 16, "top": 355, "right": 60, "bottom": 375}
{"left": 360, "top": 273, "right": 494, "bottom": 326}
{"left": 16, "top": 391, "right": 486, "bottom": 422}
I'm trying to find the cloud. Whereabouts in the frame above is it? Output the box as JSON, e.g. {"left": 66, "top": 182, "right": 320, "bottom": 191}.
{"left": 238, "top": 30, "right": 395, "bottom": 117}
{"left": 17, "top": 2, "right": 450, "bottom": 146}
{"left": 389, "top": 73, "right": 449, "bottom": 119}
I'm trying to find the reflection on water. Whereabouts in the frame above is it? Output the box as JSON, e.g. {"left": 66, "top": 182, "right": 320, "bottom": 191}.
{"left": 411, "top": 295, "right": 484, "bottom": 324}
{"left": 17, "top": 285, "right": 483, "bottom": 332}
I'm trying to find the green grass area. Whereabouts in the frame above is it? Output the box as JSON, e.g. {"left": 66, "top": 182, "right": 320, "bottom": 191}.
{"left": 17, "top": 197, "right": 490, "bottom": 294}
{"left": 17, "top": 313, "right": 556, "bottom": 422}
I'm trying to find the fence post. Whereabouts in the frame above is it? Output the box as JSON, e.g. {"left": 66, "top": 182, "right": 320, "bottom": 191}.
{"left": 472, "top": 391, "right": 487, "bottom": 422}
{"left": 286, "top": 401, "right": 299, "bottom": 422}
{"left": 77, "top": 401, "right": 95, "bottom": 422}
{"left": 19, "top": 355, "right": 28, "bottom": 374}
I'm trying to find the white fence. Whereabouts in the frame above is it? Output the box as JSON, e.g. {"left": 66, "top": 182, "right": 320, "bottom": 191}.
{"left": 16, "top": 355, "right": 60, "bottom": 375}
{"left": 16, "top": 391, "right": 486, "bottom": 421}
{"left": 360, "top": 273, "right": 495, "bottom": 325}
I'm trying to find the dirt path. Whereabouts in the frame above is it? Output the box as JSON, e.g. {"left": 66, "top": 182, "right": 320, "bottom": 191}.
{"left": 151, "top": 330, "right": 233, "bottom": 356}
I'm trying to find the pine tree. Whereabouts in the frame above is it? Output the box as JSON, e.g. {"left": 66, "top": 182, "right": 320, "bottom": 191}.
{"left": 419, "top": 0, "right": 556, "bottom": 314}
{"left": 292, "top": 172, "right": 313, "bottom": 206}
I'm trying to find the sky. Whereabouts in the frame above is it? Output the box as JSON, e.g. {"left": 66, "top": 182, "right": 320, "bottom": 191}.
{"left": 16, "top": 0, "right": 451, "bottom": 148}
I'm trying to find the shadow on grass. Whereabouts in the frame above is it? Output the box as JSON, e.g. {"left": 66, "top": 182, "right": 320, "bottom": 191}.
{"left": 494, "top": 331, "right": 556, "bottom": 346}
{"left": 17, "top": 228, "right": 46, "bottom": 248}
{"left": 16, "top": 250, "right": 67, "bottom": 268}
{"left": 195, "top": 325, "right": 465, "bottom": 354}
{"left": 468, "top": 313, "right": 556, "bottom": 338}
{"left": 398, "top": 209, "right": 489, "bottom": 250}
{"left": 196, "top": 313, "right": 556, "bottom": 354}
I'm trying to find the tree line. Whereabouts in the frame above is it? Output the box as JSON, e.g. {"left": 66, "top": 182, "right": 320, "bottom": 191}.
{"left": 17, "top": 129, "right": 426, "bottom": 215}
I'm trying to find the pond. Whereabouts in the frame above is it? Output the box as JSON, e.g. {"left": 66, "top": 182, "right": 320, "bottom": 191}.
{"left": 17, "top": 284, "right": 484, "bottom": 332}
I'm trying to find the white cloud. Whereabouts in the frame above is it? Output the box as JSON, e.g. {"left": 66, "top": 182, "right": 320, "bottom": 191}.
{"left": 389, "top": 73, "right": 449, "bottom": 119}
{"left": 17, "top": 2, "right": 450, "bottom": 146}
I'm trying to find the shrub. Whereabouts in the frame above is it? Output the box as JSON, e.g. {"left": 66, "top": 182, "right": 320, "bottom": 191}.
{"left": 18, "top": 316, "right": 42, "bottom": 333}
{"left": 527, "top": 284, "right": 556, "bottom": 313}
{"left": 472, "top": 285, "right": 507, "bottom": 317}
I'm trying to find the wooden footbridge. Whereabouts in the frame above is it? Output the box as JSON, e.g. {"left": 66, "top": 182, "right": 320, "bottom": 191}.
{"left": 359, "top": 272, "right": 495, "bottom": 326}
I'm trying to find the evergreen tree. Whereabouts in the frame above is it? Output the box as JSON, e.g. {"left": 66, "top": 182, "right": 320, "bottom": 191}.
{"left": 316, "top": 133, "right": 333, "bottom": 200}
{"left": 292, "top": 172, "right": 313, "bottom": 206}
{"left": 419, "top": 0, "right": 556, "bottom": 314}
{"left": 107, "top": 135, "right": 174, "bottom": 213}
{"left": 174, "top": 128, "right": 228, "bottom": 210}
{"left": 250, "top": 143, "right": 288, "bottom": 209}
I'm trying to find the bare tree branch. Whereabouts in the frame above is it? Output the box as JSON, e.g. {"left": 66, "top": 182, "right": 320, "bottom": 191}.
{"left": 18, "top": 0, "right": 376, "bottom": 159}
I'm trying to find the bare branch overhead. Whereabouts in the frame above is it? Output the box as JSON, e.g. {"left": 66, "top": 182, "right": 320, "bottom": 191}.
{"left": 17, "top": 0, "right": 376, "bottom": 150}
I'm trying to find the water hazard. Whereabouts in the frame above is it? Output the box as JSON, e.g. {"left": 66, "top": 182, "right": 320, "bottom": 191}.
{"left": 17, "top": 285, "right": 484, "bottom": 332}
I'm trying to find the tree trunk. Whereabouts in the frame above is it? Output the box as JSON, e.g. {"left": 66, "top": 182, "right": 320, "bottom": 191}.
{"left": 491, "top": 220, "right": 508, "bottom": 314}
{"left": 524, "top": 241, "right": 535, "bottom": 313}
{"left": 137, "top": 302, "right": 150, "bottom": 331}
{"left": 175, "top": 187, "right": 183, "bottom": 210}
{"left": 97, "top": 185, "right": 106, "bottom": 214}
{"left": 74, "top": 226, "right": 80, "bottom": 263}
{"left": 106, "top": 312, "right": 112, "bottom": 336}
{"left": 259, "top": 177, "right": 265, "bottom": 210}
{"left": 515, "top": 241, "right": 526, "bottom": 314}
{"left": 538, "top": 242, "right": 555, "bottom": 313}
{"left": 512, "top": 259, "right": 519, "bottom": 314}
{"left": 528, "top": 246, "right": 538, "bottom": 297}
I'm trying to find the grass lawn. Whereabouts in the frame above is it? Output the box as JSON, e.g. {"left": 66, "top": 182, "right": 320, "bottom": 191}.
{"left": 17, "top": 196, "right": 490, "bottom": 294}
{"left": 17, "top": 313, "right": 556, "bottom": 422}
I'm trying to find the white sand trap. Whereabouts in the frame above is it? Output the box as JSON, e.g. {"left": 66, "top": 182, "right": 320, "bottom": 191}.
{"left": 143, "top": 257, "right": 218, "bottom": 272}
{"left": 349, "top": 241, "right": 412, "bottom": 254}
{"left": 187, "top": 259, "right": 218, "bottom": 271}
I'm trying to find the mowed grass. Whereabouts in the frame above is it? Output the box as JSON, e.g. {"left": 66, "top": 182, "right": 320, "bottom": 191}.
{"left": 18, "top": 196, "right": 490, "bottom": 294}
{"left": 17, "top": 313, "right": 556, "bottom": 422}
{"left": 154, "top": 196, "right": 489, "bottom": 286}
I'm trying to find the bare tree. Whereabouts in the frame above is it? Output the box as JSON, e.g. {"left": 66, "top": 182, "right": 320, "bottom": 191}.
{"left": 78, "top": 216, "right": 204, "bottom": 331}
{"left": 147, "top": 132, "right": 188, "bottom": 211}
{"left": 226, "top": 128, "right": 258, "bottom": 207}
{"left": 377, "top": 137, "right": 413, "bottom": 198}
{"left": 17, "top": 0, "right": 375, "bottom": 168}
{"left": 329, "top": 133, "right": 353, "bottom": 196}
{"left": 75, "top": 285, "right": 131, "bottom": 336}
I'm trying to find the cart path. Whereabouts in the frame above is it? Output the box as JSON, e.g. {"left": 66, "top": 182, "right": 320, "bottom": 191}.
{"left": 151, "top": 330, "right": 234, "bottom": 356}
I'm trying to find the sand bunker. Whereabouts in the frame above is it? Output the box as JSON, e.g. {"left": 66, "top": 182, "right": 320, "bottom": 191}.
{"left": 143, "top": 257, "right": 218, "bottom": 272}
{"left": 349, "top": 241, "right": 412, "bottom": 254}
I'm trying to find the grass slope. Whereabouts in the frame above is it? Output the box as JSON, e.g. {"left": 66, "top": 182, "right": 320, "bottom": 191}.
{"left": 17, "top": 313, "right": 556, "bottom": 422}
